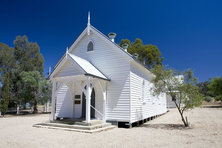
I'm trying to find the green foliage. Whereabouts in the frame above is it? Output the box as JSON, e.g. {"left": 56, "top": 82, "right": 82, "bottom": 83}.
{"left": 20, "top": 71, "right": 41, "bottom": 113}
{"left": 0, "top": 73, "right": 9, "bottom": 116}
{"left": 12, "top": 35, "right": 45, "bottom": 105}
{"left": 0, "top": 43, "right": 15, "bottom": 101}
{"left": 209, "top": 77, "right": 222, "bottom": 96}
{"left": 197, "top": 80, "right": 210, "bottom": 96}
{"left": 35, "top": 79, "right": 52, "bottom": 106}
{"left": 0, "top": 36, "right": 45, "bottom": 111}
{"left": 204, "top": 96, "right": 213, "bottom": 102}
{"left": 119, "top": 38, "right": 164, "bottom": 69}
{"left": 151, "top": 65, "right": 203, "bottom": 127}
{"left": 206, "top": 91, "right": 215, "bottom": 97}
{"left": 215, "top": 95, "right": 222, "bottom": 102}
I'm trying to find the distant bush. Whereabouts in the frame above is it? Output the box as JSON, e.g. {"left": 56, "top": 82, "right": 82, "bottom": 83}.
{"left": 206, "top": 91, "right": 215, "bottom": 97}
{"left": 204, "top": 96, "right": 213, "bottom": 102}
{"left": 215, "top": 95, "right": 222, "bottom": 101}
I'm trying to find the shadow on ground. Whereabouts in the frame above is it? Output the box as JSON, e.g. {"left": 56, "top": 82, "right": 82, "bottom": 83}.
{"left": 202, "top": 106, "right": 222, "bottom": 108}
{"left": 0, "top": 110, "right": 50, "bottom": 118}
{"left": 137, "top": 124, "right": 192, "bottom": 130}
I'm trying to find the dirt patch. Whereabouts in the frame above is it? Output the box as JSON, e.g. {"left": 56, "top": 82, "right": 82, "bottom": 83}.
{"left": 0, "top": 108, "right": 221, "bottom": 148}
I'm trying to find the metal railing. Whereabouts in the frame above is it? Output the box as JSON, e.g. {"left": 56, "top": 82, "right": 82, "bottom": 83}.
{"left": 90, "top": 105, "right": 105, "bottom": 130}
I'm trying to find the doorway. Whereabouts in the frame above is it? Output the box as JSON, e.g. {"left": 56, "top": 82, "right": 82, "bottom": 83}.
{"left": 82, "top": 87, "right": 95, "bottom": 118}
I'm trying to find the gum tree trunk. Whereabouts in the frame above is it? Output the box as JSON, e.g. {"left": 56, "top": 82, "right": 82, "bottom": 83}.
{"left": 174, "top": 100, "right": 188, "bottom": 127}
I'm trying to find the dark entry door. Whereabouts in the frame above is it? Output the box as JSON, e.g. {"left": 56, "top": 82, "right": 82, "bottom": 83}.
{"left": 82, "top": 88, "right": 95, "bottom": 118}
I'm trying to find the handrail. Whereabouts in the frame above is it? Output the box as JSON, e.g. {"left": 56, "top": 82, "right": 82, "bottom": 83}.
{"left": 90, "top": 105, "right": 105, "bottom": 130}
{"left": 90, "top": 105, "right": 104, "bottom": 117}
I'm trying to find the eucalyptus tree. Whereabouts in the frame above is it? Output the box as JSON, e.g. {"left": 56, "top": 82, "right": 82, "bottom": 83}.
{"left": 119, "top": 38, "right": 164, "bottom": 69}
{"left": 20, "top": 71, "right": 41, "bottom": 113}
{"left": 209, "top": 77, "right": 222, "bottom": 96}
{"left": 151, "top": 65, "right": 203, "bottom": 127}
{"left": 0, "top": 43, "right": 15, "bottom": 101}
{"left": 197, "top": 80, "right": 210, "bottom": 97}
{"left": 12, "top": 35, "right": 44, "bottom": 108}
{"left": 0, "top": 73, "right": 9, "bottom": 116}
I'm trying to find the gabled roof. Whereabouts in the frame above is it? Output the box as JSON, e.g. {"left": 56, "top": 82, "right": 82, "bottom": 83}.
{"left": 49, "top": 52, "right": 110, "bottom": 81}
{"left": 68, "top": 53, "right": 110, "bottom": 81}
{"left": 51, "top": 24, "right": 155, "bottom": 79}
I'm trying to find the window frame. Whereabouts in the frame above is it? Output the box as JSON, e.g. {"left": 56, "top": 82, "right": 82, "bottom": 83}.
{"left": 87, "top": 40, "right": 94, "bottom": 52}
{"left": 142, "top": 79, "right": 146, "bottom": 103}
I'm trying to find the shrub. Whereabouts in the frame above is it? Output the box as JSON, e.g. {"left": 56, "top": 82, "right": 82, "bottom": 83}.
{"left": 215, "top": 95, "right": 222, "bottom": 101}
{"left": 204, "top": 96, "right": 213, "bottom": 102}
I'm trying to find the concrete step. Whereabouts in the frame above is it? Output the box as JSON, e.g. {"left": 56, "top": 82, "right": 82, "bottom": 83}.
{"left": 34, "top": 124, "right": 116, "bottom": 133}
{"left": 34, "top": 122, "right": 112, "bottom": 130}
{"left": 51, "top": 119, "right": 103, "bottom": 126}
{"left": 75, "top": 120, "right": 102, "bottom": 126}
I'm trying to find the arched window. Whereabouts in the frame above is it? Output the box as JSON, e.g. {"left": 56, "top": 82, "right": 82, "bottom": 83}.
{"left": 87, "top": 41, "right": 93, "bottom": 51}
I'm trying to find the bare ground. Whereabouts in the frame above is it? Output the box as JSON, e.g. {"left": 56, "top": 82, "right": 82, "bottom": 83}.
{"left": 0, "top": 107, "right": 222, "bottom": 148}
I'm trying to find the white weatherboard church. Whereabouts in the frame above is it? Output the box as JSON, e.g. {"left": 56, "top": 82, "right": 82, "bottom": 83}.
{"left": 49, "top": 13, "right": 167, "bottom": 127}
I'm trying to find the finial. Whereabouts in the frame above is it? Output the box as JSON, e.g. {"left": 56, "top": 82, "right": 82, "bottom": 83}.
{"left": 66, "top": 47, "right": 69, "bottom": 58}
{"left": 87, "top": 11, "right": 90, "bottom": 35}
{"left": 88, "top": 11, "right": 90, "bottom": 26}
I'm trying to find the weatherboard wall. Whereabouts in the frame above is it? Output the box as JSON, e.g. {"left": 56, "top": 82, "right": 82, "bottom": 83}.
{"left": 69, "top": 31, "right": 131, "bottom": 122}
{"left": 130, "top": 61, "right": 167, "bottom": 123}
{"left": 54, "top": 59, "right": 83, "bottom": 78}
{"left": 53, "top": 26, "right": 167, "bottom": 123}
{"left": 54, "top": 81, "right": 104, "bottom": 119}
{"left": 56, "top": 84, "right": 73, "bottom": 118}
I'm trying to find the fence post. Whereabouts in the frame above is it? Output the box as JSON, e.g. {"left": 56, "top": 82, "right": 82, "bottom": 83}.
{"left": 46, "top": 100, "right": 49, "bottom": 112}
{"left": 31, "top": 106, "right": 33, "bottom": 113}
{"left": 17, "top": 107, "right": 19, "bottom": 114}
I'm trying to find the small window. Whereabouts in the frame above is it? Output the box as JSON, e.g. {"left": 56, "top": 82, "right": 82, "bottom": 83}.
{"left": 75, "top": 100, "right": 81, "bottom": 104}
{"left": 142, "top": 79, "right": 146, "bottom": 103}
{"left": 75, "top": 95, "right": 81, "bottom": 99}
{"left": 87, "top": 41, "right": 93, "bottom": 51}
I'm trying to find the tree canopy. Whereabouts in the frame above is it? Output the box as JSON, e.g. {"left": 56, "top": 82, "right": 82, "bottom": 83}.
{"left": 0, "top": 73, "right": 9, "bottom": 116}
{"left": 119, "top": 38, "right": 164, "bottom": 69}
{"left": 20, "top": 71, "right": 41, "bottom": 113}
{"left": 0, "top": 35, "right": 48, "bottom": 114}
{"left": 196, "top": 80, "right": 210, "bottom": 97}
{"left": 151, "top": 65, "right": 203, "bottom": 127}
{"left": 209, "top": 77, "right": 222, "bottom": 96}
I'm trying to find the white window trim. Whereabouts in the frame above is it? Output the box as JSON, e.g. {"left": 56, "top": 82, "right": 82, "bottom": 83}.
{"left": 87, "top": 39, "right": 95, "bottom": 52}
{"left": 142, "top": 79, "right": 146, "bottom": 104}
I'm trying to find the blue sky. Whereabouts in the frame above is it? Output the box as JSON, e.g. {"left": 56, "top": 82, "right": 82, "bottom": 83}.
{"left": 0, "top": 0, "right": 221, "bottom": 82}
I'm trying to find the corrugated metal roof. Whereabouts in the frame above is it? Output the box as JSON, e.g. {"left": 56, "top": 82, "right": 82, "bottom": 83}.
{"left": 68, "top": 53, "right": 110, "bottom": 81}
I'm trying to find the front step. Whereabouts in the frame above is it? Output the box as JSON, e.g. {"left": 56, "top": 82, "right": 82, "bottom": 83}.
{"left": 33, "top": 122, "right": 116, "bottom": 133}
{"left": 50, "top": 119, "right": 103, "bottom": 126}
{"left": 34, "top": 124, "right": 116, "bottom": 133}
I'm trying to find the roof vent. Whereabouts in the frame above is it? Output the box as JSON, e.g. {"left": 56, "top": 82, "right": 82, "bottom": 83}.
{"left": 122, "top": 43, "right": 129, "bottom": 52}
{"left": 133, "top": 53, "right": 139, "bottom": 59}
{"left": 108, "top": 33, "right": 116, "bottom": 42}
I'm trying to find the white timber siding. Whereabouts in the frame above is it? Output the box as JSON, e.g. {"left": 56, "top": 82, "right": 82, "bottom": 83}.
{"left": 54, "top": 59, "right": 83, "bottom": 78}
{"left": 73, "top": 83, "right": 82, "bottom": 118}
{"left": 55, "top": 80, "right": 104, "bottom": 119}
{"left": 94, "top": 83, "right": 103, "bottom": 119}
{"left": 56, "top": 84, "right": 73, "bottom": 118}
{"left": 70, "top": 31, "right": 131, "bottom": 122}
{"left": 130, "top": 61, "right": 167, "bottom": 123}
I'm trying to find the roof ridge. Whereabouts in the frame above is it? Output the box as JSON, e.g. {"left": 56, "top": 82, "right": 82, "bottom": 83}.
{"left": 90, "top": 25, "right": 153, "bottom": 73}
{"left": 90, "top": 25, "right": 133, "bottom": 57}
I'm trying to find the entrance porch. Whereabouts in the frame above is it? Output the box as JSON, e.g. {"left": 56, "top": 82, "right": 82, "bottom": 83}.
{"left": 50, "top": 74, "right": 108, "bottom": 124}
